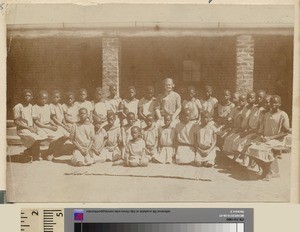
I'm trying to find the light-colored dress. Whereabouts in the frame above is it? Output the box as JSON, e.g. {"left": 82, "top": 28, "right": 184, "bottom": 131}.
{"left": 127, "top": 139, "right": 148, "bottom": 166}
{"left": 247, "top": 110, "right": 290, "bottom": 162}
{"left": 222, "top": 106, "right": 244, "bottom": 153}
{"left": 195, "top": 122, "right": 217, "bottom": 165}
{"left": 138, "top": 97, "right": 156, "bottom": 117}
{"left": 156, "top": 91, "right": 181, "bottom": 118}
{"left": 32, "top": 104, "right": 64, "bottom": 141}
{"left": 156, "top": 91, "right": 181, "bottom": 127}
{"left": 200, "top": 97, "right": 218, "bottom": 118}
{"left": 70, "top": 122, "right": 100, "bottom": 166}
{"left": 216, "top": 102, "right": 235, "bottom": 124}
{"left": 142, "top": 125, "right": 158, "bottom": 157}
{"left": 94, "top": 128, "right": 108, "bottom": 153}
{"left": 138, "top": 97, "right": 156, "bottom": 127}
{"left": 175, "top": 121, "right": 198, "bottom": 164}
{"left": 62, "top": 104, "right": 79, "bottom": 124}
{"left": 106, "top": 96, "right": 122, "bottom": 113}
{"left": 13, "top": 103, "right": 47, "bottom": 148}
{"left": 231, "top": 104, "right": 258, "bottom": 152}
{"left": 182, "top": 98, "right": 202, "bottom": 120}
{"left": 123, "top": 99, "right": 139, "bottom": 118}
{"left": 92, "top": 100, "right": 109, "bottom": 118}
{"left": 232, "top": 106, "right": 264, "bottom": 153}
{"left": 75, "top": 101, "right": 93, "bottom": 119}
{"left": 152, "top": 126, "right": 176, "bottom": 164}
{"left": 101, "top": 125, "right": 121, "bottom": 161}
{"left": 49, "top": 103, "right": 70, "bottom": 137}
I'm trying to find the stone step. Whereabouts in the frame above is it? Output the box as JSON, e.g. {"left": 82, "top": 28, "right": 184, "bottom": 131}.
{"left": 7, "top": 127, "right": 17, "bottom": 136}
{"left": 6, "top": 135, "right": 23, "bottom": 146}
{"left": 7, "top": 120, "right": 15, "bottom": 128}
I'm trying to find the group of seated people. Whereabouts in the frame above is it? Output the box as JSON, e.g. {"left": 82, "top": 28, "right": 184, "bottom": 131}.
{"left": 12, "top": 78, "right": 291, "bottom": 181}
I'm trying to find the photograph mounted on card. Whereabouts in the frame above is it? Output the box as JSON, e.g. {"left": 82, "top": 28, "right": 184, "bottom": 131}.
{"left": 5, "top": 3, "right": 294, "bottom": 202}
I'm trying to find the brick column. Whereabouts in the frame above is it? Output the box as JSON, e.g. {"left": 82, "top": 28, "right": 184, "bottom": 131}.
{"left": 102, "top": 38, "right": 120, "bottom": 97}
{"left": 236, "top": 35, "right": 255, "bottom": 94}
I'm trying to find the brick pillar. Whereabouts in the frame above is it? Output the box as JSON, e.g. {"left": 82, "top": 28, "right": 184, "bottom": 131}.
{"left": 102, "top": 38, "right": 120, "bottom": 97}
{"left": 236, "top": 35, "right": 255, "bottom": 94}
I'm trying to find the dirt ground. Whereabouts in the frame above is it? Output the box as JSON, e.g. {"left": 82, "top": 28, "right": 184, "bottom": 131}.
{"left": 6, "top": 145, "right": 290, "bottom": 203}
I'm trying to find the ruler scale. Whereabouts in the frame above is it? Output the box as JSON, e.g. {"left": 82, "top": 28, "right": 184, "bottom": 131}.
{"left": 20, "top": 208, "right": 253, "bottom": 232}
{"left": 20, "top": 209, "right": 64, "bottom": 232}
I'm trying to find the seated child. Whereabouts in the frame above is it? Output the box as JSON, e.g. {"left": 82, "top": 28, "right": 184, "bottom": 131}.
{"left": 125, "top": 126, "right": 149, "bottom": 167}
{"left": 13, "top": 89, "right": 47, "bottom": 162}
{"left": 215, "top": 90, "right": 235, "bottom": 127}
{"left": 119, "top": 112, "right": 141, "bottom": 162}
{"left": 200, "top": 85, "right": 218, "bottom": 119}
{"left": 50, "top": 90, "right": 70, "bottom": 137}
{"left": 93, "top": 116, "right": 108, "bottom": 163}
{"left": 182, "top": 86, "right": 202, "bottom": 122}
{"left": 142, "top": 114, "right": 158, "bottom": 159}
{"left": 152, "top": 114, "right": 176, "bottom": 164}
{"left": 247, "top": 95, "right": 291, "bottom": 180}
{"left": 106, "top": 84, "right": 122, "bottom": 114}
{"left": 121, "top": 86, "right": 139, "bottom": 118}
{"left": 32, "top": 90, "right": 65, "bottom": 161}
{"left": 75, "top": 88, "right": 93, "bottom": 120}
{"left": 175, "top": 109, "right": 198, "bottom": 165}
{"left": 231, "top": 92, "right": 259, "bottom": 162}
{"left": 101, "top": 112, "right": 122, "bottom": 162}
{"left": 195, "top": 111, "right": 217, "bottom": 167}
{"left": 70, "top": 108, "right": 101, "bottom": 166}
{"left": 138, "top": 85, "right": 157, "bottom": 127}
{"left": 92, "top": 87, "right": 108, "bottom": 122}
{"left": 222, "top": 94, "right": 247, "bottom": 154}
{"left": 62, "top": 91, "right": 79, "bottom": 127}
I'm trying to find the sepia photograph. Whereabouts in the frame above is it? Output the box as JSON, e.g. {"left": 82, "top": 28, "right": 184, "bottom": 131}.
{"left": 5, "top": 3, "right": 295, "bottom": 202}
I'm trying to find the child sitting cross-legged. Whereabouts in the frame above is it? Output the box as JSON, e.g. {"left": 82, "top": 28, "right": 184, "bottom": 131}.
{"left": 125, "top": 126, "right": 149, "bottom": 167}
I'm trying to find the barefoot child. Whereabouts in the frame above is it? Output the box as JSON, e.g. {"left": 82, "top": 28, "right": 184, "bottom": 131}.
{"left": 75, "top": 89, "right": 93, "bottom": 121}
{"left": 153, "top": 114, "right": 176, "bottom": 164}
{"left": 13, "top": 89, "right": 47, "bottom": 162}
{"left": 70, "top": 108, "right": 99, "bottom": 166}
{"left": 62, "top": 92, "right": 79, "bottom": 128}
{"left": 182, "top": 86, "right": 202, "bottom": 122}
{"left": 195, "top": 111, "right": 218, "bottom": 167}
{"left": 247, "top": 95, "right": 291, "bottom": 180}
{"left": 175, "top": 109, "right": 198, "bottom": 165}
{"left": 32, "top": 90, "right": 65, "bottom": 161}
{"left": 101, "top": 112, "right": 122, "bottom": 162}
{"left": 125, "top": 126, "right": 149, "bottom": 167}
{"left": 142, "top": 114, "right": 158, "bottom": 160}
{"left": 50, "top": 90, "right": 70, "bottom": 137}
